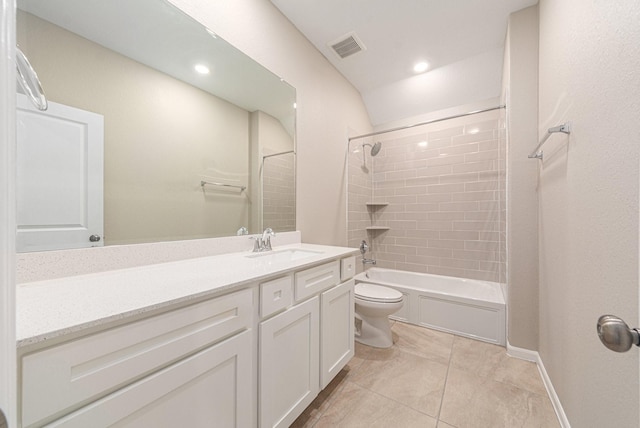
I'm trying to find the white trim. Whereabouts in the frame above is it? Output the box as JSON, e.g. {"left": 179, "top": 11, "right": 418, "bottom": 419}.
{"left": 0, "top": 0, "right": 17, "bottom": 426}
{"left": 537, "top": 353, "right": 572, "bottom": 428}
{"left": 507, "top": 342, "right": 571, "bottom": 428}
{"left": 506, "top": 342, "right": 537, "bottom": 362}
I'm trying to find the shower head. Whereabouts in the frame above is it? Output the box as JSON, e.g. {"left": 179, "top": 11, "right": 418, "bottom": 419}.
{"left": 362, "top": 141, "right": 382, "bottom": 157}
{"left": 371, "top": 141, "right": 382, "bottom": 156}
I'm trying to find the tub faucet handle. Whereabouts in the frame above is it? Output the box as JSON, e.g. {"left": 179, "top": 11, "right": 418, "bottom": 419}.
{"left": 360, "top": 240, "right": 369, "bottom": 255}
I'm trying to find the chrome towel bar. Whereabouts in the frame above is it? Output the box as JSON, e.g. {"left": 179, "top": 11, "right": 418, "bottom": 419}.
{"left": 200, "top": 180, "right": 246, "bottom": 191}
{"left": 529, "top": 122, "right": 571, "bottom": 160}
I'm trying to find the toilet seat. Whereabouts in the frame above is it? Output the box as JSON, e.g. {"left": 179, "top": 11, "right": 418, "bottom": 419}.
{"left": 355, "top": 283, "right": 403, "bottom": 303}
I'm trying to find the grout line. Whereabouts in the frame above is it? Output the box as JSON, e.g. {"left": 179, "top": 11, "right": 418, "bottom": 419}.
{"left": 350, "top": 379, "right": 439, "bottom": 421}
{"left": 305, "top": 324, "right": 552, "bottom": 428}
{"left": 352, "top": 326, "right": 457, "bottom": 423}
{"left": 435, "top": 334, "right": 456, "bottom": 425}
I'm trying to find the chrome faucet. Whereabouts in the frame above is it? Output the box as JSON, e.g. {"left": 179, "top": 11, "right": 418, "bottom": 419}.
{"left": 250, "top": 228, "right": 276, "bottom": 252}
{"left": 262, "top": 228, "right": 275, "bottom": 251}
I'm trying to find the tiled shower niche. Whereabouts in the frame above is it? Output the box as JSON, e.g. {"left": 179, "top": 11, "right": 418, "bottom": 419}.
{"left": 348, "top": 109, "right": 506, "bottom": 283}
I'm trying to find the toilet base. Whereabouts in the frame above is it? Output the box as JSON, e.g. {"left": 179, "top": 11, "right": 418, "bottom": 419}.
{"left": 355, "top": 313, "right": 394, "bottom": 348}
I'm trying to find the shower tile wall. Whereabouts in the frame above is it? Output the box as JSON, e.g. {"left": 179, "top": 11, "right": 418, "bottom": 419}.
{"left": 348, "top": 111, "right": 505, "bottom": 282}
{"left": 347, "top": 145, "right": 373, "bottom": 252}
{"left": 498, "top": 108, "right": 507, "bottom": 285}
{"left": 263, "top": 151, "right": 296, "bottom": 232}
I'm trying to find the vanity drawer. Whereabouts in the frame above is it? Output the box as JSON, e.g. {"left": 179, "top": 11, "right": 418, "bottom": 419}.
{"left": 340, "top": 256, "right": 356, "bottom": 281}
{"left": 21, "top": 288, "right": 252, "bottom": 427}
{"left": 294, "top": 260, "right": 340, "bottom": 302}
{"left": 260, "top": 275, "right": 293, "bottom": 319}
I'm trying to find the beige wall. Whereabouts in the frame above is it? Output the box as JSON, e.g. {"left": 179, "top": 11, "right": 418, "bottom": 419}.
{"left": 503, "top": 6, "right": 539, "bottom": 350}
{"left": 168, "top": 0, "right": 373, "bottom": 246}
{"left": 17, "top": 11, "right": 252, "bottom": 245}
{"left": 538, "top": 0, "right": 639, "bottom": 426}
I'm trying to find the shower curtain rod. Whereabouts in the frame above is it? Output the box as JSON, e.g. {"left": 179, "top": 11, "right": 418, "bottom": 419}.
{"left": 348, "top": 105, "right": 506, "bottom": 142}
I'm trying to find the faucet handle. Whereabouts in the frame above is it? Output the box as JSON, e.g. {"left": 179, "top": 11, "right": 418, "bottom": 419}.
{"left": 249, "top": 236, "right": 262, "bottom": 252}
{"left": 360, "top": 240, "right": 369, "bottom": 255}
{"left": 262, "top": 228, "right": 276, "bottom": 251}
{"left": 263, "top": 227, "right": 275, "bottom": 237}
{"left": 264, "top": 235, "right": 273, "bottom": 251}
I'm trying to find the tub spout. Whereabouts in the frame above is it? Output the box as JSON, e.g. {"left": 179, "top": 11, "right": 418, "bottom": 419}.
{"left": 362, "top": 258, "right": 377, "bottom": 265}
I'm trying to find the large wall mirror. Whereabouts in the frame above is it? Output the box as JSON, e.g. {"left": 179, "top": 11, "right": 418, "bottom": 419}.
{"left": 16, "top": 0, "right": 296, "bottom": 252}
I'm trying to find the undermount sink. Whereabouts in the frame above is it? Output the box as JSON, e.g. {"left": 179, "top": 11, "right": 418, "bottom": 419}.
{"left": 245, "top": 249, "right": 322, "bottom": 263}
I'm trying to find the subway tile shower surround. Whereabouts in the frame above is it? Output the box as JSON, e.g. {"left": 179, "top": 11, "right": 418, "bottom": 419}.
{"left": 263, "top": 149, "right": 296, "bottom": 232}
{"left": 348, "top": 110, "right": 506, "bottom": 283}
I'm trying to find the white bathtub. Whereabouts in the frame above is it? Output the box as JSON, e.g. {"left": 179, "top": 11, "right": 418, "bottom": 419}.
{"left": 355, "top": 268, "right": 506, "bottom": 345}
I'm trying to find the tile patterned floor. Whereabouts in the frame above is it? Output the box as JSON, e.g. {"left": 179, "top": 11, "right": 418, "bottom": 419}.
{"left": 292, "top": 321, "right": 560, "bottom": 428}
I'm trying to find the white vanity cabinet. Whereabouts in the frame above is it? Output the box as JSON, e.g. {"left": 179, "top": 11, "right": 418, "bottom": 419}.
{"left": 258, "top": 258, "right": 355, "bottom": 428}
{"left": 320, "top": 256, "right": 355, "bottom": 389}
{"left": 259, "top": 296, "right": 320, "bottom": 428}
{"left": 17, "top": 247, "right": 359, "bottom": 428}
{"left": 320, "top": 278, "right": 354, "bottom": 389}
{"left": 20, "top": 289, "right": 254, "bottom": 428}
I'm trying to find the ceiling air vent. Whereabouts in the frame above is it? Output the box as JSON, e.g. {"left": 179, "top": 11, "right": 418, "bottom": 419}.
{"left": 329, "top": 32, "right": 366, "bottom": 59}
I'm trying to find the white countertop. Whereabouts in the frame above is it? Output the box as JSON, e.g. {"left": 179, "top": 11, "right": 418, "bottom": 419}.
{"left": 17, "top": 243, "right": 358, "bottom": 348}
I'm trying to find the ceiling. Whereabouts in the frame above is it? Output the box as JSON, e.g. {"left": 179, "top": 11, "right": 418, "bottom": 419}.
{"left": 270, "top": 0, "right": 537, "bottom": 126}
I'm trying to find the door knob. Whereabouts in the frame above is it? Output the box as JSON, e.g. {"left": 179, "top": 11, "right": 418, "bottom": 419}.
{"left": 89, "top": 234, "right": 101, "bottom": 242}
{"left": 597, "top": 315, "right": 640, "bottom": 352}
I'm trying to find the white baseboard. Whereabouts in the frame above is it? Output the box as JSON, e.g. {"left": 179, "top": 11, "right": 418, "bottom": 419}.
{"left": 507, "top": 342, "right": 571, "bottom": 428}
{"left": 506, "top": 342, "right": 538, "bottom": 361}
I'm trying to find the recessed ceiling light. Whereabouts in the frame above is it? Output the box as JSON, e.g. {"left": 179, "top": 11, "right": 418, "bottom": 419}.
{"left": 413, "top": 61, "right": 429, "bottom": 73}
{"left": 194, "top": 64, "right": 210, "bottom": 74}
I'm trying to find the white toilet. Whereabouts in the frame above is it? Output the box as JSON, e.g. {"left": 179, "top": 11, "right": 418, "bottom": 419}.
{"left": 354, "top": 282, "right": 404, "bottom": 348}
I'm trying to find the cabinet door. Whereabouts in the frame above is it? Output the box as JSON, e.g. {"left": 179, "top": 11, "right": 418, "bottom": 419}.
{"left": 22, "top": 289, "right": 252, "bottom": 427}
{"left": 43, "top": 330, "right": 252, "bottom": 428}
{"left": 259, "top": 297, "right": 319, "bottom": 428}
{"left": 320, "top": 279, "right": 355, "bottom": 389}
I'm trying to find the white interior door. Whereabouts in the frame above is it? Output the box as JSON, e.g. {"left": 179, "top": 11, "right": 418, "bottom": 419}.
{"left": 16, "top": 94, "right": 104, "bottom": 252}
{"left": 1, "top": 2, "right": 16, "bottom": 424}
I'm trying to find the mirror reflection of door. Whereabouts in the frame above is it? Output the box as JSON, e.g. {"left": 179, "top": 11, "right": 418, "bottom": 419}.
{"left": 16, "top": 95, "right": 104, "bottom": 252}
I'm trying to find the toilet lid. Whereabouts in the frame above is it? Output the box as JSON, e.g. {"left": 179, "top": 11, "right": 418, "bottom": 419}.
{"left": 355, "top": 283, "right": 403, "bottom": 303}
